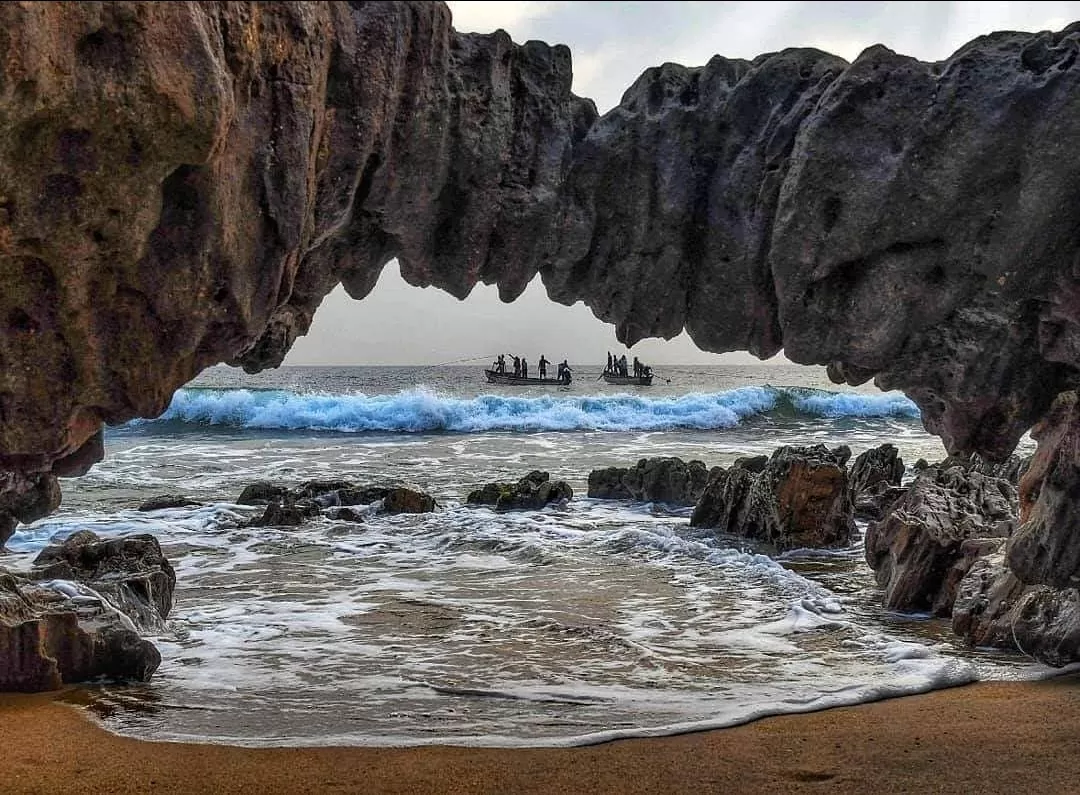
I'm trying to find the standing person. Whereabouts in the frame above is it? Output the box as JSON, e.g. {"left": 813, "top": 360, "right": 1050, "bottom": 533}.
{"left": 538, "top": 355, "right": 549, "bottom": 380}
{"left": 498, "top": 354, "right": 506, "bottom": 373}
{"left": 619, "top": 354, "right": 628, "bottom": 376}
{"left": 633, "top": 356, "right": 641, "bottom": 377}
{"left": 606, "top": 351, "right": 613, "bottom": 373}
{"left": 513, "top": 355, "right": 521, "bottom": 377}
{"left": 559, "top": 360, "right": 572, "bottom": 383}
{"left": 522, "top": 357, "right": 529, "bottom": 378}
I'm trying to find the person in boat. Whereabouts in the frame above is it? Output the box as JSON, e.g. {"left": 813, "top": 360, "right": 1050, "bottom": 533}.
{"left": 559, "top": 360, "right": 572, "bottom": 383}
{"left": 522, "top": 357, "right": 529, "bottom": 378}
{"left": 498, "top": 354, "right": 507, "bottom": 373}
{"left": 606, "top": 351, "right": 613, "bottom": 373}
{"left": 512, "top": 355, "right": 521, "bottom": 377}
{"left": 632, "top": 356, "right": 641, "bottom": 377}
{"left": 643, "top": 365, "right": 652, "bottom": 378}
{"left": 538, "top": 355, "right": 549, "bottom": 380}
{"left": 619, "top": 354, "right": 628, "bottom": 376}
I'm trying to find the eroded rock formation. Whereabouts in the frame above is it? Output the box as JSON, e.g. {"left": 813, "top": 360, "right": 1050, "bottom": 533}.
{"left": 587, "top": 457, "right": 710, "bottom": 505}
{"left": 691, "top": 444, "right": 855, "bottom": 550}
{"left": 3, "top": 3, "right": 1080, "bottom": 659}
{"left": 864, "top": 466, "right": 1016, "bottom": 615}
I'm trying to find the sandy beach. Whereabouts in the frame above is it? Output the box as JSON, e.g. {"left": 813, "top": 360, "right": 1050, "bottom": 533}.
{"left": 1, "top": 678, "right": 1078, "bottom": 794}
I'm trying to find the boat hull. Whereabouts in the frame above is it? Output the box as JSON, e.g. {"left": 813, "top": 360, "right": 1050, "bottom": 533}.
{"left": 485, "top": 369, "right": 571, "bottom": 386}
{"left": 602, "top": 373, "right": 653, "bottom": 386}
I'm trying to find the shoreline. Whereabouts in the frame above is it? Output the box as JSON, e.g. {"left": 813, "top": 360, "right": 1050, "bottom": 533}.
{"left": 3, "top": 678, "right": 1079, "bottom": 794}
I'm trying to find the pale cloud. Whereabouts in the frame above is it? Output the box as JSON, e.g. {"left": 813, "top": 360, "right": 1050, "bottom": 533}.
{"left": 446, "top": 1, "right": 565, "bottom": 34}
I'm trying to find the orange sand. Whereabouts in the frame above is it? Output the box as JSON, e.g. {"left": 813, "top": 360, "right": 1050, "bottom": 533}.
{"left": 2, "top": 679, "right": 1079, "bottom": 794}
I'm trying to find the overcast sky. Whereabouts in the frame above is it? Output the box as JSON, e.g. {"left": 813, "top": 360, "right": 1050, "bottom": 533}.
{"left": 287, "top": 1, "right": 1080, "bottom": 367}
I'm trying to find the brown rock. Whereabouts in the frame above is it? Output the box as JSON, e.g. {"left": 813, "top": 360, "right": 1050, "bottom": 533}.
{"left": 865, "top": 467, "right": 1016, "bottom": 616}
{"left": 691, "top": 445, "right": 854, "bottom": 551}
{"left": 382, "top": 487, "right": 436, "bottom": 514}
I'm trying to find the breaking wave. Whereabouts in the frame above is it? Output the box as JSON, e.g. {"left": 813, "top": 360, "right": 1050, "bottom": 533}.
{"left": 129, "top": 386, "right": 920, "bottom": 434}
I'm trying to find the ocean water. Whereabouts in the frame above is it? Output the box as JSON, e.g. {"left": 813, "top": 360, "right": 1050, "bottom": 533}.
{"left": 4, "top": 364, "right": 1052, "bottom": 747}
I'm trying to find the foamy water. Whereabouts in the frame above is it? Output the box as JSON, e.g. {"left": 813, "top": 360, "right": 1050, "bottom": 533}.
{"left": 3, "top": 365, "right": 1050, "bottom": 747}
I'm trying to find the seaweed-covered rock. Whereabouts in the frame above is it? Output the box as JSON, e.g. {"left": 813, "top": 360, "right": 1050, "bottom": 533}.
{"left": 587, "top": 457, "right": 709, "bottom": 505}
{"left": 865, "top": 466, "right": 1016, "bottom": 616}
{"left": 467, "top": 471, "right": 573, "bottom": 511}
{"left": 691, "top": 445, "right": 854, "bottom": 550}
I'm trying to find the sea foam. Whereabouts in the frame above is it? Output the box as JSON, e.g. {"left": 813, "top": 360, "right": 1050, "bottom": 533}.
{"left": 132, "top": 385, "right": 920, "bottom": 434}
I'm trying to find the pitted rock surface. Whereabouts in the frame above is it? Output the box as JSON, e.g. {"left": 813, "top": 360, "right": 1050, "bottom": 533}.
{"left": 3, "top": 3, "right": 1080, "bottom": 658}
{"left": 865, "top": 466, "right": 1016, "bottom": 616}
{"left": 691, "top": 444, "right": 855, "bottom": 551}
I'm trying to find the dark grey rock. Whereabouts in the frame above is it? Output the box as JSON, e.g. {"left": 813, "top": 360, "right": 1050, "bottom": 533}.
{"left": 468, "top": 471, "right": 573, "bottom": 511}
{"left": 587, "top": 457, "right": 709, "bottom": 505}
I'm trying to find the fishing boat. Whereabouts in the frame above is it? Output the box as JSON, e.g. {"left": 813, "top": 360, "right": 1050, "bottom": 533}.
{"left": 602, "top": 372, "right": 653, "bottom": 386}
{"left": 485, "top": 369, "right": 572, "bottom": 386}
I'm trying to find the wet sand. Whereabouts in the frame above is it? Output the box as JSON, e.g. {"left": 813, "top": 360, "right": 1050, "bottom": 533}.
{"left": 2, "top": 678, "right": 1080, "bottom": 794}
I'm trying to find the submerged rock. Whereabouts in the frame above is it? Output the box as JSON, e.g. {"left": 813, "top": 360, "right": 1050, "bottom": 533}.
{"left": 137, "top": 494, "right": 199, "bottom": 512}
{"left": 237, "top": 480, "right": 437, "bottom": 519}
{"left": 237, "top": 482, "right": 292, "bottom": 506}
{"left": 248, "top": 498, "right": 322, "bottom": 528}
{"left": 690, "top": 445, "right": 855, "bottom": 551}
{"left": 864, "top": 466, "right": 1016, "bottom": 616}
{"left": 467, "top": 471, "right": 573, "bottom": 511}
{"left": 587, "top": 457, "right": 709, "bottom": 504}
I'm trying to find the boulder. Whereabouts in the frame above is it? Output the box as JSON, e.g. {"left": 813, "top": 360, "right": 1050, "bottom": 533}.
{"left": 953, "top": 552, "right": 1080, "bottom": 666}
{"left": 383, "top": 487, "right": 437, "bottom": 514}
{"left": 137, "top": 494, "right": 199, "bottom": 511}
{"left": 467, "top": 471, "right": 573, "bottom": 511}
{"left": 690, "top": 445, "right": 855, "bottom": 550}
{"left": 586, "top": 457, "right": 709, "bottom": 504}
{"left": 30, "top": 529, "right": 176, "bottom": 630}
{"left": 864, "top": 466, "right": 1016, "bottom": 616}
{"left": 248, "top": 498, "right": 321, "bottom": 528}
{"left": 0, "top": 571, "right": 161, "bottom": 691}
{"left": 237, "top": 481, "right": 290, "bottom": 505}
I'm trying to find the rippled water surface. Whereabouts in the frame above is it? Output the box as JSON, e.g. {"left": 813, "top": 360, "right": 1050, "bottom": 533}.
{"left": 6, "top": 364, "right": 1047, "bottom": 747}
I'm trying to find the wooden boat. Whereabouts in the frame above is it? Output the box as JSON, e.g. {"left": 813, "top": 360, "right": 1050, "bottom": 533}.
{"left": 602, "top": 372, "right": 653, "bottom": 386}
{"left": 485, "top": 369, "right": 572, "bottom": 386}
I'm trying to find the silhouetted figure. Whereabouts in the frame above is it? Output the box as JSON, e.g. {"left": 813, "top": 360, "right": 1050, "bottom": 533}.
{"left": 559, "top": 360, "right": 572, "bottom": 383}
{"left": 513, "top": 355, "right": 521, "bottom": 377}
{"left": 522, "top": 357, "right": 529, "bottom": 378}
{"left": 606, "top": 352, "right": 613, "bottom": 373}
{"left": 538, "top": 355, "right": 549, "bottom": 379}
{"left": 497, "top": 354, "right": 506, "bottom": 373}
{"left": 633, "top": 356, "right": 641, "bottom": 377}
{"left": 619, "top": 354, "right": 628, "bottom": 377}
